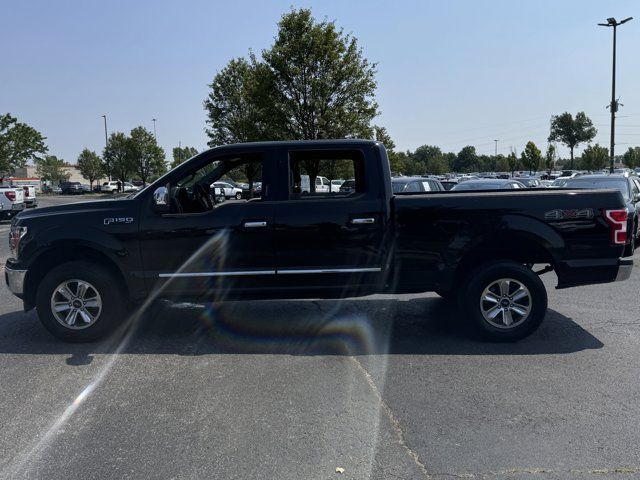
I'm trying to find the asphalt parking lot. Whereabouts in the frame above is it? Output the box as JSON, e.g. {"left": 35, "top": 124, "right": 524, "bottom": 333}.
{"left": 0, "top": 196, "right": 639, "bottom": 479}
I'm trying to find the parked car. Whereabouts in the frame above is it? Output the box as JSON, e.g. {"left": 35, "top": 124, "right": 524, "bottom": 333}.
{"left": 339, "top": 179, "right": 356, "bottom": 194}
{"left": 562, "top": 174, "right": 640, "bottom": 256}
{"left": 42, "top": 185, "right": 62, "bottom": 194}
{"left": 59, "top": 182, "right": 84, "bottom": 195}
{"left": 5, "top": 140, "right": 633, "bottom": 343}
{"left": 330, "top": 179, "right": 345, "bottom": 192}
{"left": 451, "top": 179, "right": 526, "bottom": 190}
{"left": 212, "top": 181, "right": 243, "bottom": 200}
{"left": 21, "top": 185, "right": 37, "bottom": 207}
{"left": 100, "top": 181, "right": 118, "bottom": 193}
{"left": 440, "top": 179, "right": 458, "bottom": 191}
{"left": 392, "top": 176, "right": 444, "bottom": 193}
{"left": 123, "top": 182, "right": 139, "bottom": 193}
{"left": 0, "top": 187, "right": 25, "bottom": 220}
{"left": 518, "top": 178, "right": 542, "bottom": 188}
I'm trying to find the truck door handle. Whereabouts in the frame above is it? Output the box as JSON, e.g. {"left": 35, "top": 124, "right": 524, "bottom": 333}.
{"left": 351, "top": 217, "right": 376, "bottom": 225}
{"left": 243, "top": 221, "right": 268, "bottom": 228}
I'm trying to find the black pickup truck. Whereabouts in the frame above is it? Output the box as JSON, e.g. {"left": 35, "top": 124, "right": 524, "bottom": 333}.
{"left": 5, "top": 140, "right": 633, "bottom": 342}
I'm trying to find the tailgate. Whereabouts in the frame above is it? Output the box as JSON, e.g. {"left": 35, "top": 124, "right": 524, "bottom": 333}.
{"left": 13, "top": 189, "right": 24, "bottom": 203}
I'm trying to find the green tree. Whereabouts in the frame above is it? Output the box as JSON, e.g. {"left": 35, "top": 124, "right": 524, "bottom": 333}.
{"left": 495, "top": 154, "right": 509, "bottom": 172}
{"left": 373, "top": 126, "right": 404, "bottom": 174}
{"left": 204, "top": 8, "right": 378, "bottom": 147}
{"left": 36, "top": 155, "right": 69, "bottom": 184}
{"left": 103, "top": 132, "right": 133, "bottom": 182}
{"left": 580, "top": 144, "right": 608, "bottom": 171}
{"left": 452, "top": 146, "right": 477, "bottom": 172}
{"left": 623, "top": 147, "right": 640, "bottom": 168}
{"left": 413, "top": 145, "right": 442, "bottom": 166}
{"left": 425, "top": 156, "right": 448, "bottom": 174}
{"left": 520, "top": 141, "right": 542, "bottom": 174}
{"left": 507, "top": 150, "right": 518, "bottom": 176}
{"left": 389, "top": 151, "right": 409, "bottom": 175}
{"left": 548, "top": 112, "right": 597, "bottom": 169}
{"left": 129, "top": 126, "right": 166, "bottom": 186}
{"left": 0, "top": 113, "right": 48, "bottom": 174}
{"left": 171, "top": 146, "right": 199, "bottom": 169}
{"left": 544, "top": 144, "right": 556, "bottom": 174}
{"left": 204, "top": 58, "right": 275, "bottom": 146}
{"left": 76, "top": 149, "right": 103, "bottom": 189}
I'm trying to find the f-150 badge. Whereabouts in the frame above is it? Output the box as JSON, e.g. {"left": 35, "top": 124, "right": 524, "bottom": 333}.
{"left": 104, "top": 217, "right": 134, "bottom": 225}
{"left": 544, "top": 209, "right": 594, "bottom": 220}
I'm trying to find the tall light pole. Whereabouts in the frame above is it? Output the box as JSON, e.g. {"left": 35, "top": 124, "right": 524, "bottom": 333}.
{"left": 598, "top": 16, "right": 633, "bottom": 173}
{"left": 102, "top": 115, "right": 109, "bottom": 180}
{"left": 494, "top": 139, "right": 498, "bottom": 156}
{"left": 101, "top": 115, "right": 108, "bottom": 147}
{"left": 152, "top": 118, "right": 157, "bottom": 140}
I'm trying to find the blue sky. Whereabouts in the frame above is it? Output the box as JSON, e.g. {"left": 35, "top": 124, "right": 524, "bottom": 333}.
{"left": 2, "top": 0, "right": 639, "bottom": 162}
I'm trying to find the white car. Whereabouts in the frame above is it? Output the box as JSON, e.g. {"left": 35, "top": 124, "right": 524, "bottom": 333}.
{"left": 330, "top": 179, "right": 345, "bottom": 192}
{"left": 101, "top": 181, "right": 138, "bottom": 193}
{"left": 100, "top": 181, "right": 119, "bottom": 193}
{"left": 0, "top": 187, "right": 25, "bottom": 220}
{"left": 212, "top": 181, "right": 243, "bottom": 200}
{"left": 300, "top": 175, "right": 331, "bottom": 193}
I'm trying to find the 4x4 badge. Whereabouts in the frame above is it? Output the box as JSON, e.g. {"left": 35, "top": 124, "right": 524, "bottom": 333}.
{"left": 544, "top": 208, "right": 594, "bottom": 220}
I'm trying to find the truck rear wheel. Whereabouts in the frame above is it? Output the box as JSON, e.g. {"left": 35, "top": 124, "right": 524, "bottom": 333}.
{"left": 459, "top": 261, "right": 547, "bottom": 342}
{"left": 36, "top": 261, "right": 127, "bottom": 342}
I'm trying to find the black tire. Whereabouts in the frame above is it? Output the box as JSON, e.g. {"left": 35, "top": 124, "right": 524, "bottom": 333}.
{"left": 235, "top": 191, "right": 242, "bottom": 200}
{"left": 459, "top": 261, "right": 548, "bottom": 342}
{"left": 624, "top": 232, "right": 635, "bottom": 257}
{"left": 36, "top": 261, "right": 128, "bottom": 342}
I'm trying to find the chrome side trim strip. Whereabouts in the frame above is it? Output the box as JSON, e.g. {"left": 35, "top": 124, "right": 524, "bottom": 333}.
{"left": 158, "top": 267, "right": 382, "bottom": 278}
{"left": 277, "top": 267, "right": 382, "bottom": 274}
{"left": 159, "top": 270, "right": 276, "bottom": 278}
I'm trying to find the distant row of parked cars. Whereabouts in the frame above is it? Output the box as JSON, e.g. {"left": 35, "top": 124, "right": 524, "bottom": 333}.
{"left": 42, "top": 181, "right": 141, "bottom": 195}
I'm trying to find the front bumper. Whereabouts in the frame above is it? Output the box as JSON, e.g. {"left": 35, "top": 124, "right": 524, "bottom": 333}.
{"left": 615, "top": 257, "right": 634, "bottom": 282}
{"left": 4, "top": 266, "right": 26, "bottom": 296}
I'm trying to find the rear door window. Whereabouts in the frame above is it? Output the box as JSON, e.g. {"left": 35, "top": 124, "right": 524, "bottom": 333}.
{"left": 288, "top": 150, "right": 366, "bottom": 199}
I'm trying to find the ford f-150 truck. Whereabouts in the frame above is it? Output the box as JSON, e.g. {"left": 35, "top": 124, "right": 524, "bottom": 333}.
{"left": 5, "top": 140, "right": 633, "bottom": 342}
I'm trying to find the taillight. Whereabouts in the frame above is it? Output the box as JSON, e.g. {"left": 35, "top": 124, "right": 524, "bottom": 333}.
{"left": 603, "top": 209, "right": 628, "bottom": 245}
{"left": 4, "top": 191, "right": 15, "bottom": 201}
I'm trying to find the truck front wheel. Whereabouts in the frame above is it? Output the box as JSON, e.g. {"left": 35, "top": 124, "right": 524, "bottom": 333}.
{"left": 36, "top": 261, "right": 127, "bottom": 342}
{"left": 459, "top": 261, "right": 548, "bottom": 342}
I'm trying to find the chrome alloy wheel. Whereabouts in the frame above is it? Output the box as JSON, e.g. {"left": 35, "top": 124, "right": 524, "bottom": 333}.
{"left": 50, "top": 279, "right": 102, "bottom": 329}
{"left": 479, "top": 278, "right": 531, "bottom": 329}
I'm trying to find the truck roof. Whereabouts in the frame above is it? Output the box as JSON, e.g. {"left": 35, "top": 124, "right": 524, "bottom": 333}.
{"left": 204, "top": 139, "right": 381, "bottom": 153}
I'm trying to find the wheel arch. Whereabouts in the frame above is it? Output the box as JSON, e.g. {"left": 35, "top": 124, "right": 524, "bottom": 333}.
{"left": 23, "top": 244, "right": 128, "bottom": 310}
{"left": 449, "top": 230, "right": 558, "bottom": 291}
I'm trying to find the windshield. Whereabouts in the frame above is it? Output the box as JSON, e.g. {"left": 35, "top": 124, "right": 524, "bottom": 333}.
{"left": 564, "top": 178, "right": 630, "bottom": 200}
{"left": 391, "top": 181, "right": 409, "bottom": 193}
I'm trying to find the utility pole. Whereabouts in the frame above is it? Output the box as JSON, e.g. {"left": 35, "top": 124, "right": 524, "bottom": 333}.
{"left": 178, "top": 140, "right": 181, "bottom": 165}
{"left": 598, "top": 17, "right": 633, "bottom": 173}
{"left": 102, "top": 115, "right": 110, "bottom": 180}
{"left": 494, "top": 139, "right": 498, "bottom": 156}
{"left": 152, "top": 118, "right": 157, "bottom": 140}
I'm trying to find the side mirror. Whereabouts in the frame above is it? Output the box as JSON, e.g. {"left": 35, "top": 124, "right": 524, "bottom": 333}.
{"left": 152, "top": 185, "right": 170, "bottom": 213}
